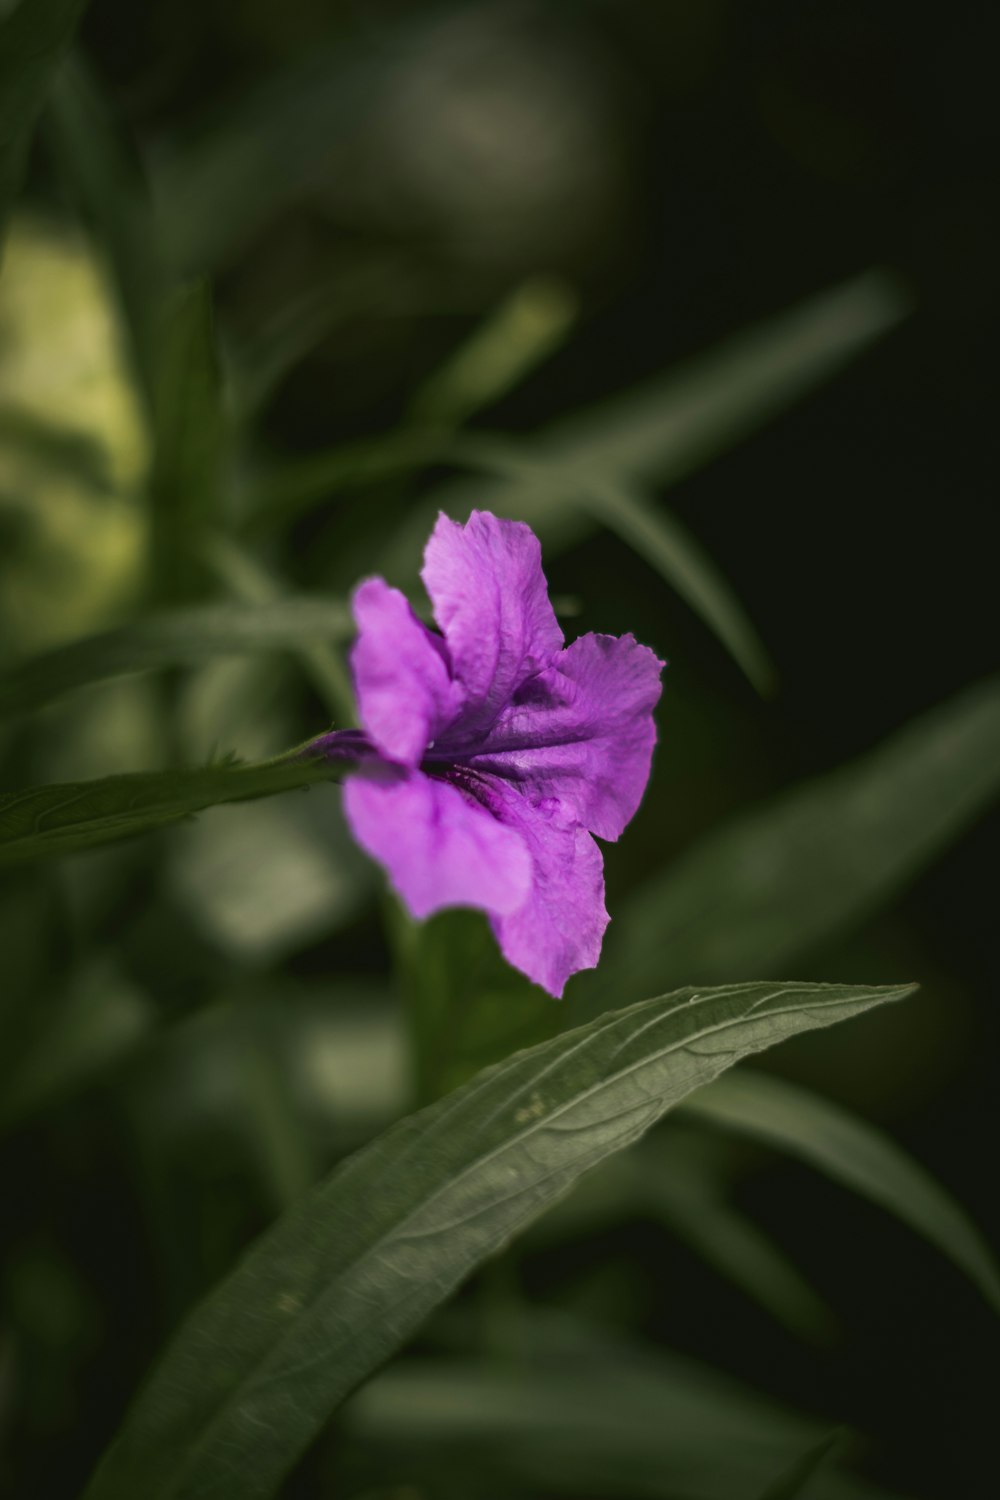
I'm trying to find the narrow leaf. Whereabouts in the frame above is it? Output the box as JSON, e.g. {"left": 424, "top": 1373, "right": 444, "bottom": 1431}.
{"left": 685, "top": 1069, "right": 1000, "bottom": 1314}
{"left": 454, "top": 434, "right": 776, "bottom": 695}
{"left": 45, "top": 50, "right": 164, "bottom": 395}
{"left": 0, "top": 0, "right": 87, "bottom": 241}
{"left": 754, "top": 1430, "right": 847, "bottom": 1500}
{"left": 579, "top": 475, "right": 776, "bottom": 694}
{"left": 408, "top": 274, "right": 578, "bottom": 428}
{"left": 0, "top": 599, "right": 352, "bottom": 718}
{"left": 0, "top": 754, "right": 347, "bottom": 868}
{"left": 589, "top": 676, "right": 1000, "bottom": 1005}
{"left": 82, "top": 980, "right": 913, "bottom": 1500}
{"left": 538, "top": 269, "right": 907, "bottom": 482}
{"left": 397, "top": 269, "right": 908, "bottom": 552}
{"left": 640, "top": 1156, "right": 837, "bottom": 1341}
{"left": 150, "top": 281, "right": 228, "bottom": 597}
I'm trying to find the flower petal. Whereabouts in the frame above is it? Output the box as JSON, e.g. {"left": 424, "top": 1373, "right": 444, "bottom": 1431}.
{"left": 452, "top": 632, "right": 664, "bottom": 842}
{"left": 342, "top": 764, "right": 532, "bottom": 920}
{"left": 484, "top": 781, "right": 609, "bottom": 998}
{"left": 350, "top": 577, "right": 461, "bottom": 767}
{"left": 421, "top": 510, "right": 564, "bottom": 733}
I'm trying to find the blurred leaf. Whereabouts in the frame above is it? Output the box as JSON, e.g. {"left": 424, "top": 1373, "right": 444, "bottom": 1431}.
{"left": 0, "top": 215, "right": 147, "bottom": 651}
{"left": 684, "top": 1068, "right": 1000, "bottom": 1314}
{"left": 408, "top": 274, "right": 578, "bottom": 428}
{"left": 45, "top": 49, "right": 164, "bottom": 395}
{"left": 0, "top": 598, "right": 352, "bottom": 717}
{"left": 0, "top": 957, "right": 152, "bottom": 1131}
{"left": 589, "top": 675, "right": 1000, "bottom": 1006}
{"left": 150, "top": 281, "right": 228, "bottom": 598}
{"left": 636, "top": 1144, "right": 837, "bottom": 1342}
{"left": 0, "top": 0, "right": 87, "bottom": 241}
{"left": 536, "top": 269, "right": 907, "bottom": 483}
{"left": 82, "top": 980, "right": 912, "bottom": 1500}
{"left": 254, "top": 429, "right": 772, "bottom": 693}
{"left": 152, "top": 27, "right": 428, "bottom": 273}
{"left": 582, "top": 476, "right": 776, "bottom": 693}
{"left": 243, "top": 430, "right": 445, "bottom": 533}
{"left": 168, "top": 796, "right": 369, "bottom": 963}
{"left": 0, "top": 753, "right": 348, "bottom": 868}
{"left": 369, "top": 268, "right": 909, "bottom": 573}
{"left": 755, "top": 1430, "right": 847, "bottom": 1500}
{"left": 248, "top": 269, "right": 906, "bottom": 551}
{"left": 344, "top": 1318, "right": 899, "bottom": 1500}
{"left": 454, "top": 435, "right": 775, "bottom": 694}
{"left": 198, "top": 532, "right": 355, "bottom": 724}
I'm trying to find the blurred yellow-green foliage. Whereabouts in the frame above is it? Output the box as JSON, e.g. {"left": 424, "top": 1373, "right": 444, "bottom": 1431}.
{"left": 0, "top": 215, "right": 147, "bottom": 650}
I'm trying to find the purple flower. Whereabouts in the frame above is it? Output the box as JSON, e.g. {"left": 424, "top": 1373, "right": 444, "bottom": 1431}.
{"left": 315, "top": 510, "right": 664, "bottom": 997}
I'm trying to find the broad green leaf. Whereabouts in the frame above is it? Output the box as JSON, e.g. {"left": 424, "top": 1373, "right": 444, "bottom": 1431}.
{"left": 0, "top": 753, "right": 347, "bottom": 868}
{"left": 82, "top": 980, "right": 913, "bottom": 1500}
{"left": 0, "top": 598, "right": 352, "bottom": 717}
{"left": 150, "top": 281, "right": 228, "bottom": 597}
{"left": 344, "top": 1318, "right": 900, "bottom": 1500}
{"left": 45, "top": 50, "right": 163, "bottom": 396}
{"left": 684, "top": 1069, "right": 1000, "bottom": 1314}
{"left": 588, "top": 675, "right": 1000, "bottom": 1007}
{"left": 0, "top": 0, "right": 87, "bottom": 241}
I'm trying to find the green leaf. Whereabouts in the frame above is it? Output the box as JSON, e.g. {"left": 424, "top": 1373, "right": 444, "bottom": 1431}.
{"left": 377, "top": 268, "right": 908, "bottom": 561}
{"left": 0, "top": 957, "right": 152, "bottom": 1131}
{"left": 344, "top": 1318, "right": 899, "bottom": 1500}
{"left": 754, "top": 1430, "right": 847, "bottom": 1500}
{"left": 246, "top": 269, "right": 905, "bottom": 548}
{"left": 684, "top": 1068, "right": 1000, "bottom": 1314}
{"left": 0, "top": 754, "right": 347, "bottom": 868}
{"left": 45, "top": 49, "right": 164, "bottom": 396}
{"left": 408, "top": 274, "right": 578, "bottom": 429}
{"left": 537, "top": 268, "right": 907, "bottom": 483}
{"left": 589, "top": 675, "right": 1000, "bottom": 1006}
{"left": 450, "top": 435, "right": 776, "bottom": 695}
{"left": 0, "top": 598, "right": 352, "bottom": 717}
{"left": 635, "top": 1143, "right": 838, "bottom": 1342}
{"left": 0, "top": 0, "right": 87, "bottom": 241}
{"left": 82, "top": 980, "right": 912, "bottom": 1500}
{"left": 197, "top": 532, "right": 355, "bottom": 725}
{"left": 150, "top": 281, "right": 228, "bottom": 597}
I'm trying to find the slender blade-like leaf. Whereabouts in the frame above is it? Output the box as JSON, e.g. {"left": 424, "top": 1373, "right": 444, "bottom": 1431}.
{"left": 451, "top": 435, "right": 776, "bottom": 694}
{"left": 0, "top": 754, "right": 347, "bottom": 868}
{"left": 150, "top": 281, "right": 228, "bottom": 597}
{"left": 408, "top": 274, "right": 578, "bottom": 428}
{"left": 754, "top": 1431, "right": 847, "bottom": 1500}
{"left": 684, "top": 1069, "right": 1000, "bottom": 1314}
{"left": 371, "top": 269, "right": 908, "bottom": 563}
{"left": 0, "top": 0, "right": 87, "bottom": 240}
{"left": 82, "top": 980, "right": 913, "bottom": 1500}
{"left": 0, "top": 598, "right": 352, "bottom": 718}
{"left": 588, "top": 676, "right": 1000, "bottom": 1007}
{"left": 45, "top": 49, "right": 163, "bottom": 395}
